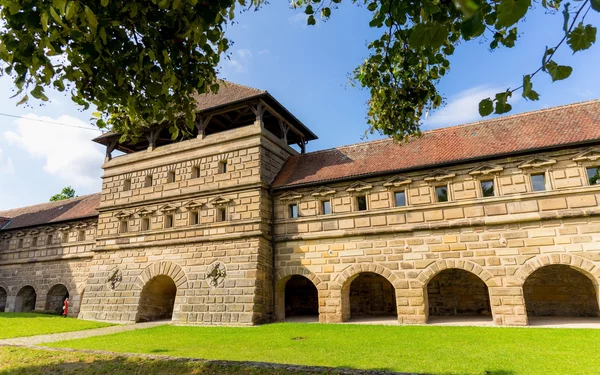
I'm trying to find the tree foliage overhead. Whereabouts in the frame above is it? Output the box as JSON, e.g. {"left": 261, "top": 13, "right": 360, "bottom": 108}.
{"left": 0, "top": 0, "right": 598, "bottom": 143}
{"left": 50, "top": 186, "right": 76, "bottom": 202}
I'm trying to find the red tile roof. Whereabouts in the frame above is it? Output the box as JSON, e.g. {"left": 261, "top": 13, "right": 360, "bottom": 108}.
{"left": 273, "top": 100, "right": 600, "bottom": 189}
{"left": 0, "top": 194, "right": 100, "bottom": 231}
{"left": 191, "top": 81, "right": 266, "bottom": 112}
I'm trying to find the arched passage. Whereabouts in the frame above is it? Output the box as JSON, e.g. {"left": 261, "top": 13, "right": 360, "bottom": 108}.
{"left": 524, "top": 265, "right": 600, "bottom": 318}
{"left": 426, "top": 269, "right": 492, "bottom": 322}
{"left": 0, "top": 287, "right": 6, "bottom": 312}
{"left": 16, "top": 286, "right": 37, "bottom": 313}
{"left": 45, "top": 284, "right": 69, "bottom": 315}
{"left": 284, "top": 275, "right": 319, "bottom": 321}
{"left": 136, "top": 275, "right": 177, "bottom": 323}
{"left": 346, "top": 272, "right": 397, "bottom": 322}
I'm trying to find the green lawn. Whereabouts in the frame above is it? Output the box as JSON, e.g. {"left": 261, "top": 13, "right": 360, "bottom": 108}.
{"left": 0, "top": 313, "right": 112, "bottom": 339}
{"left": 0, "top": 347, "right": 341, "bottom": 375}
{"left": 46, "top": 323, "right": 600, "bottom": 375}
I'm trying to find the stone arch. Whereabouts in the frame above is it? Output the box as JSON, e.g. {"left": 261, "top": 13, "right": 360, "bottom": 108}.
{"left": 332, "top": 263, "right": 401, "bottom": 322}
{"left": 416, "top": 260, "right": 497, "bottom": 288}
{"left": 134, "top": 261, "right": 188, "bottom": 323}
{"left": 274, "top": 268, "right": 323, "bottom": 322}
{"left": 515, "top": 255, "right": 600, "bottom": 319}
{"left": 0, "top": 286, "right": 7, "bottom": 312}
{"left": 15, "top": 285, "right": 37, "bottom": 313}
{"left": 514, "top": 254, "right": 600, "bottom": 287}
{"left": 44, "top": 284, "right": 70, "bottom": 315}
{"left": 134, "top": 261, "right": 188, "bottom": 291}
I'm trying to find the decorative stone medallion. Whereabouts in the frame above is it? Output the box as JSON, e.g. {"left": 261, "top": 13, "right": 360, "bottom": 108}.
{"left": 206, "top": 262, "right": 227, "bottom": 288}
{"left": 106, "top": 267, "right": 123, "bottom": 290}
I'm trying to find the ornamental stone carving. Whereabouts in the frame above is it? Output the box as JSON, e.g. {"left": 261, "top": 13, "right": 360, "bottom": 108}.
{"left": 106, "top": 267, "right": 123, "bottom": 290}
{"left": 206, "top": 262, "right": 227, "bottom": 288}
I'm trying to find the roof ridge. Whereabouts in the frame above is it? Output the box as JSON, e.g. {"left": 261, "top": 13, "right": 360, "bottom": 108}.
{"left": 424, "top": 98, "right": 600, "bottom": 134}
{"left": 0, "top": 192, "right": 100, "bottom": 215}
{"left": 299, "top": 99, "right": 600, "bottom": 157}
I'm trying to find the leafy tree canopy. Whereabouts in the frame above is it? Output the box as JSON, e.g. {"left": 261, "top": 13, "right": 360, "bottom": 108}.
{"left": 49, "top": 186, "right": 76, "bottom": 201}
{"left": 0, "top": 0, "right": 598, "bottom": 142}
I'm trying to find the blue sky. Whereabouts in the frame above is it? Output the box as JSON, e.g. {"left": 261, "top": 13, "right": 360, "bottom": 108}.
{"left": 0, "top": 2, "right": 599, "bottom": 210}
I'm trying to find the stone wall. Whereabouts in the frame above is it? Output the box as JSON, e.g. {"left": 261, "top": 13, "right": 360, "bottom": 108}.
{"left": 274, "top": 145, "right": 600, "bottom": 325}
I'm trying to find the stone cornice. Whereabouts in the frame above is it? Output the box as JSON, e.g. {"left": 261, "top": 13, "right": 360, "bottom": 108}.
{"left": 0, "top": 252, "right": 94, "bottom": 266}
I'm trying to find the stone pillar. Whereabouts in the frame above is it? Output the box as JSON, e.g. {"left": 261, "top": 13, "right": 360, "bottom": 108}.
{"left": 397, "top": 281, "right": 427, "bottom": 324}
{"left": 488, "top": 286, "right": 528, "bottom": 326}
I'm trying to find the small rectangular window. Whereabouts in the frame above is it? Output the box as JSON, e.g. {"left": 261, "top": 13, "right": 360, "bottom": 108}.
{"left": 31, "top": 236, "right": 38, "bottom": 247}
{"left": 18, "top": 238, "right": 23, "bottom": 248}
{"left": 481, "top": 180, "right": 495, "bottom": 197}
{"left": 192, "top": 166, "right": 200, "bottom": 179}
{"left": 190, "top": 211, "right": 199, "bottom": 225}
{"left": 119, "top": 220, "right": 128, "bottom": 234}
{"left": 394, "top": 191, "right": 406, "bottom": 207}
{"left": 141, "top": 217, "right": 150, "bottom": 231}
{"left": 289, "top": 204, "right": 299, "bottom": 219}
{"left": 2, "top": 240, "right": 8, "bottom": 251}
{"left": 587, "top": 167, "right": 599, "bottom": 185}
{"left": 78, "top": 230, "right": 86, "bottom": 241}
{"left": 321, "top": 201, "right": 331, "bottom": 215}
{"left": 123, "top": 179, "right": 131, "bottom": 191}
{"left": 435, "top": 186, "right": 449, "bottom": 202}
{"left": 145, "top": 175, "right": 153, "bottom": 188}
{"left": 531, "top": 173, "right": 546, "bottom": 192}
{"left": 219, "top": 161, "right": 228, "bottom": 174}
{"left": 165, "top": 214, "right": 174, "bottom": 228}
{"left": 167, "top": 171, "right": 176, "bottom": 183}
{"left": 356, "top": 195, "right": 367, "bottom": 211}
{"left": 62, "top": 232, "right": 69, "bottom": 243}
{"left": 46, "top": 234, "right": 53, "bottom": 245}
{"left": 217, "top": 207, "right": 228, "bottom": 222}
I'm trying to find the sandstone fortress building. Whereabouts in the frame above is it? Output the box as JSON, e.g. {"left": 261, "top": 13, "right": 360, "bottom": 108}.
{"left": 1, "top": 84, "right": 600, "bottom": 327}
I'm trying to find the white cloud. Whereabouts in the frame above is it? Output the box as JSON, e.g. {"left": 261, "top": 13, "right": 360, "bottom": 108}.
{"left": 225, "top": 49, "right": 253, "bottom": 74}
{"left": 0, "top": 148, "right": 14, "bottom": 174}
{"left": 423, "top": 85, "right": 520, "bottom": 129}
{"left": 3, "top": 114, "right": 104, "bottom": 189}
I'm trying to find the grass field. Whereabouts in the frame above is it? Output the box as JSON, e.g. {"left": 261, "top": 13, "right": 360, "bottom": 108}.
{"left": 0, "top": 313, "right": 112, "bottom": 339}
{"left": 46, "top": 323, "right": 600, "bottom": 375}
{"left": 0, "top": 347, "right": 340, "bottom": 375}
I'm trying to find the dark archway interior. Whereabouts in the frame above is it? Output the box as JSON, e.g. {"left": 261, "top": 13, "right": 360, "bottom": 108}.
{"left": 16, "top": 286, "right": 37, "bottom": 313}
{"left": 45, "top": 284, "right": 69, "bottom": 315}
{"left": 427, "top": 269, "right": 491, "bottom": 316}
{"left": 285, "top": 275, "right": 319, "bottom": 318}
{"left": 0, "top": 287, "right": 6, "bottom": 312}
{"left": 524, "top": 265, "right": 600, "bottom": 317}
{"left": 349, "top": 273, "right": 397, "bottom": 317}
{"left": 137, "top": 275, "right": 177, "bottom": 323}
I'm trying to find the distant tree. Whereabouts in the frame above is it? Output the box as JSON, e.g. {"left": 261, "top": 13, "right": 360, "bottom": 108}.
{"left": 1, "top": 0, "right": 598, "bottom": 142}
{"left": 50, "top": 186, "right": 76, "bottom": 202}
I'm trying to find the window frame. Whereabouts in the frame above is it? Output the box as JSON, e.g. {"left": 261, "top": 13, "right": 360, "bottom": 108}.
{"left": 191, "top": 166, "right": 200, "bottom": 179}
{"left": 123, "top": 179, "right": 132, "bottom": 191}
{"left": 119, "top": 220, "right": 128, "bottom": 234}
{"left": 144, "top": 175, "right": 153, "bottom": 188}
{"left": 141, "top": 217, "right": 150, "bottom": 232}
{"left": 480, "top": 179, "right": 495, "bottom": 198}
{"left": 288, "top": 203, "right": 299, "bottom": 219}
{"left": 355, "top": 195, "right": 368, "bottom": 211}
{"left": 320, "top": 200, "right": 332, "bottom": 215}
{"left": 435, "top": 185, "right": 450, "bottom": 203}
{"left": 18, "top": 238, "right": 23, "bottom": 248}
{"left": 216, "top": 207, "right": 228, "bottom": 222}
{"left": 78, "top": 230, "right": 86, "bottom": 242}
{"left": 530, "top": 172, "right": 547, "bottom": 192}
{"left": 586, "top": 166, "right": 600, "bottom": 186}
{"left": 164, "top": 214, "right": 174, "bottom": 229}
{"left": 31, "top": 236, "right": 38, "bottom": 247}
{"left": 189, "top": 210, "right": 199, "bottom": 225}
{"left": 393, "top": 190, "right": 407, "bottom": 207}
{"left": 167, "top": 171, "right": 176, "bottom": 183}
{"left": 218, "top": 160, "right": 228, "bottom": 174}
{"left": 61, "top": 232, "right": 69, "bottom": 244}
{"left": 46, "top": 234, "right": 53, "bottom": 246}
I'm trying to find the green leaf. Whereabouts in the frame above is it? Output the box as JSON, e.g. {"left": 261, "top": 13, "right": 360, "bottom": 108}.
{"left": 367, "top": 2, "right": 378, "bottom": 11}
{"left": 321, "top": 7, "right": 331, "bottom": 18}
{"left": 84, "top": 6, "right": 98, "bottom": 33}
{"left": 494, "top": 91, "right": 512, "bottom": 114}
{"left": 307, "top": 15, "right": 316, "bottom": 25}
{"left": 479, "top": 98, "right": 494, "bottom": 116}
{"left": 92, "top": 111, "right": 102, "bottom": 118}
{"left": 147, "top": 83, "right": 162, "bottom": 96}
{"left": 101, "top": 0, "right": 109, "bottom": 6}
{"left": 567, "top": 24, "right": 597, "bottom": 53}
{"left": 461, "top": 12, "right": 485, "bottom": 39}
{"left": 30, "top": 86, "right": 49, "bottom": 101}
{"left": 497, "top": 0, "right": 531, "bottom": 27}
{"left": 546, "top": 60, "right": 573, "bottom": 81}
{"left": 52, "top": 0, "right": 67, "bottom": 15}
{"left": 591, "top": 0, "right": 600, "bottom": 12}
{"left": 409, "top": 23, "right": 449, "bottom": 49}
{"left": 65, "top": 2, "right": 76, "bottom": 20}
{"left": 49, "top": 7, "right": 62, "bottom": 25}
{"left": 41, "top": 12, "right": 49, "bottom": 32}
{"left": 16, "top": 95, "right": 28, "bottom": 106}
{"left": 522, "top": 75, "right": 539, "bottom": 101}
{"left": 562, "top": 3, "right": 570, "bottom": 35}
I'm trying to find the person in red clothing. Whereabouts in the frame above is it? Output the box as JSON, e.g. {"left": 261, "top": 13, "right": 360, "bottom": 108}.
{"left": 62, "top": 298, "right": 69, "bottom": 317}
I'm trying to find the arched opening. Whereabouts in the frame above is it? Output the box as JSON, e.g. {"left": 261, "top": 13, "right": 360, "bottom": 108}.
{"left": 0, "top": 287, "right": 6, "bottom": 312}
{"left": 284, "top": 275, "right": 319, "bottom": 322}
{"left": 15, "top": 286, "right": 37, "bottom": 313}
{"left": 136, "top": 275, "right": 177, "bottom": 323}
{"left": 427, "top": 269, "right": 492, "bottom": 324}
{"left": 45, "top": 284, "right": 69, "bottom": 315}
{"left": 524, "top": 265, "right": 600, "bottom": 319}
{"left": 347, "top": 272, "right": 397, "bottom": 323}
